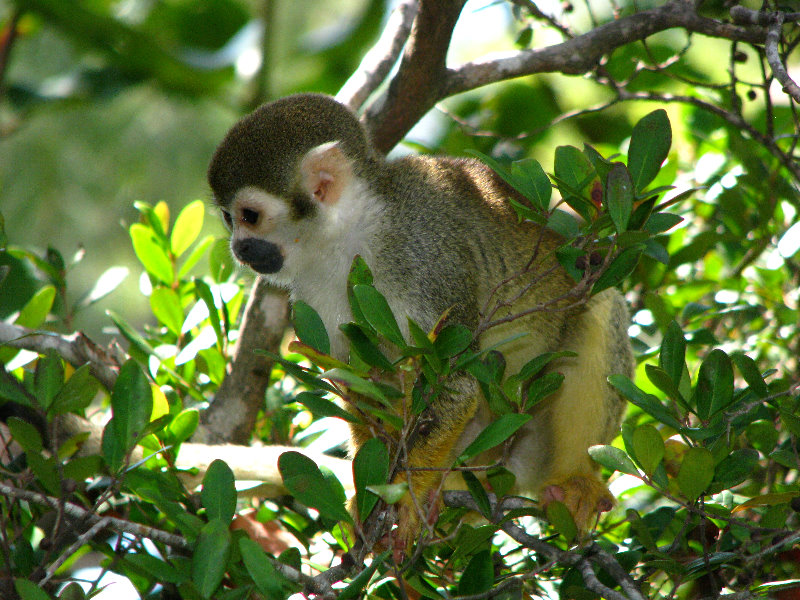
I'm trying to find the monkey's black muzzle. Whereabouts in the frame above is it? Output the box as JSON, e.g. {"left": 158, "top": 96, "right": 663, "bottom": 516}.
{"left": 233, "top": 238, "right": 284, "bottom": 274}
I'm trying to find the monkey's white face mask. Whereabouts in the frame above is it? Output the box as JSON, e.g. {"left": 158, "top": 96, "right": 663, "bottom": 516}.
{"left": 221, "top": 141, "right": 384, "bottom": 290}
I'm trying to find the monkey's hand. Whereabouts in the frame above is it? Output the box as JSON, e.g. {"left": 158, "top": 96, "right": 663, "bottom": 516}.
{"left": 541, "top": 473, "right": 614, "bottom": 532}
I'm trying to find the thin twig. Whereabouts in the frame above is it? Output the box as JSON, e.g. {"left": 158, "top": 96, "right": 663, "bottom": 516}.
{"left": 41, "top": 517, "right": 111, "bottom": 586}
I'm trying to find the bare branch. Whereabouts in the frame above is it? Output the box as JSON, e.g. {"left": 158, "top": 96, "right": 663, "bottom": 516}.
{"left": 0, "top": 481, "right": 190, "bottom": 550}
{"left": 443, "top": 0, "right": 767, "bottom": 97}
{"left": 364, "top": 0, "right": 467, "bottom": 152}
{"left": 0, "top": 321, "right": 119, "bottom": 390}
{"left": 765, "top": 13, "right": 800, "bottom": 103}
{"left": 195, "top": 279, "right": 288, "bottom": 445}
{"left": 41, "top": 517, "right": 111, "bottom": 586}
{"left": 337, "top": 0, "right": 419, "bottom": 111}
{"left": 730, "top": 6, "right": 800, "bottom": 26}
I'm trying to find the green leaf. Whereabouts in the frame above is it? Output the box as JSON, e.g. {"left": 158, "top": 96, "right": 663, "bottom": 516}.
{"left": 525, "top": 372, "right": 565, "bottom": 409}
{"left": 628, "top": 109, "right": 672, "bottom": 192}
{"left": 14, "top": 579, "right": 52, "bottom": 600}
{"left": 588, "top": 444, "right": 640, "bottom": 476}
{"left": 338, "top": 550, "right": 391, "bottom": 600}
{"left": 178, "top": 234, "right": 215, "bottom": 278}
{"left": 692, "top": 349, "right": 734, "bottom": 420}
{"left": 34, "top": 350, "right": 63, "bottom": 411}
{"left": 583, "top": 144, "right": 614, "bottom": 180}
{"left": 517, "top": 351, "right": 576, "bottom": 381}
{"left": 713, "top": 449, "right": 758, "bottom": 488}
{"left": 645, "top": 212, "right": 683, "bottom": 234}
{"left": 609, "top": 374, "right": 682, "bottom": 429}
{"left": 7, "top": 417, "right": 43, "bottom": 454}
{"left": 660, "top": 321, "right": 687, "bottom": 386}
{"left": 632, "top": 424, "right": 664, "bottom": 476}
{"left": 81, "top": 266, "right": 129, "bottom": 307}
{"left": 593, "top": 246, "right": 643, "bottom": 293}
{"left": 150, "top": 287, "right": 185, "bottom": 336}
{"left": 124, "top": 553, "right": 184, "bottom": 585}
{"left": 353, "top": 438, "right": 389, "bottom": 522}
{"left": 192, "top": 520, "right": 231, "bottom": 599}
{"left": 294, "top": 391, "right": 359, "bottom": 423}
{"left": 171, "top": 200, "right": 205, "bottom": 258}
{"left": 339, "top": 323, "right": 394, "bottom": 371}
{"left": 322, "top": 368, "right": 389, "bottom": 407}
{"left": 209, "top": 237, "right": 234, "bottom": 283}
{"left": 293, "top": 300, "right": 330, "bottom": 355}
{"left": 731, "top": 352, "right": 769, "bottom": 399}
{"left": 546, "top": 500, "right": 578, "bottom": 542}
{"left": 487, "top": 466, "right": 516, "bottom": 498}
{"left": 0, "top": 368, "right": 35, "bottom": 406}
{"left": 102, "top": 360, "right": 153, "bottom": 471}
{"left": 130, "top": 223, "right": 174, "bottom": 284}
{"left": 239, "top": 538, "right": 289, "bottom": 598}
{"left": 605, "top": 162, "right": 635, "bottom": 233}
{"left": 239, "top": 538, "right": 290, "bottom": 599}
{"left": 510, "top": 158, "right": 552, "bottom": 210}
{"left": 107, "top": 309, "right": 156, "bottom": 357}
{"left": 278, "top": 451, "right": 353, "bottom": 524}
{"left": 645, "top": 364, "right": 683, "bottom": 403}
{"left": 461, "top": 471, "right": 492, "bottom": 519}
{"left": 434, "top": 324, "right": 472, "bottom": 358}
{"left": 353, "top": 285, "right": 406, "bottom": 348}
{"left": 457, "top": 550, "right": 494, "bottom": 595}
{"left": 27, "top": 452, "right": 60, "bottom": 495}
{"left": 165, "top": 408, "right": 200, "bottom": 445}
{"left": 202, "top": 459, "right": 236, "bottom": 523}
{"left": 677, "top": 447, "right": 714, "bottom": 501}
{"left": 194, "top": 278, "right": 224, "bottom": 349}
{"left": 553, "top": 145, "right": 595, "bottom": 219}
{"left": 58, "top": 582, "right": 88, "bottom": 600}
{"left": 50, "top": 364, "right": 100, "bottom": 416}
{"left": 365, "top": 482, "right": 409, "bottom": 504}
{"left": 547, "top": 209, "right": 580, "bottom": 237}
{"left": 458, "top": 413, "right": 532, "bottom": 463}
{"left": 346, "top": 256, "right": 375, "bottom": 331}
{"left": 15, "top": 285, "right": 56, "bottom": 328}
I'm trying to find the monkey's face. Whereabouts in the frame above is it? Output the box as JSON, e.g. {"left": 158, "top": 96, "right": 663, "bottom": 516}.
{"left": 212, "top": 139, "right": 369, "bottom": 287}
{"left": 216, "top": 185, "right": 298, "bottom": 278}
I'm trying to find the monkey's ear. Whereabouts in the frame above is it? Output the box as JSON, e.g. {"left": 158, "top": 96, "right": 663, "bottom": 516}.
{"left": 300, "top": 142, "right": 352, "bottom": 205}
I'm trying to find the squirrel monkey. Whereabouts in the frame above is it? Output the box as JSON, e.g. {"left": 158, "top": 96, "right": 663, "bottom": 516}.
{"left": 208, "top": 93, "right": 634, "bottom": 550}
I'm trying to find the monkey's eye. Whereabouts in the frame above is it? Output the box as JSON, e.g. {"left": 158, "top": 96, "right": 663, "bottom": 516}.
{"left": 241, "top": 208, "right": 260, "bottom": 226}
{"left": 220, "top": 210, "right": 233, "bottom": 230}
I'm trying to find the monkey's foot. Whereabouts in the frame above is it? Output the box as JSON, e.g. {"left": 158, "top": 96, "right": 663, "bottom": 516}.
{"left": 541, "top": 474, "right": 614, "bottom": 531}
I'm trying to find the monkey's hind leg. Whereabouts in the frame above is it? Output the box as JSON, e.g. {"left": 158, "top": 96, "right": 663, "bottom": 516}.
{"left": 533, "top": 290, "right": 632, "bottom": 530}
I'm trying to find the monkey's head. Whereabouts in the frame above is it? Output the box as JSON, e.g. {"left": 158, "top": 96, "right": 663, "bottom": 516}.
{"left": 208, "top": 93, "right": 377, "bottom": 278}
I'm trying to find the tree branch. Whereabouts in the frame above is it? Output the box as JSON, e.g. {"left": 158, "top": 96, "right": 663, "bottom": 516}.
{"left": 363, "top": 0, "right": 467, "bottom": 152}
{"left": 363, "top": 0, "right": 773, "bottom": 150}
{"left": 0, "top": 321, "right": 120, "bottom": 390}
{"left": 0, "top": 481, "right": 190, "bottom": 550}
{"left": 443, "top": 0, "right": 766, "bottom": 97}
{"left": 337, "top": 0, "right": 419, "bottom": 112}
{"left": 195, "top": 279, "right": 288, "bottom": 445}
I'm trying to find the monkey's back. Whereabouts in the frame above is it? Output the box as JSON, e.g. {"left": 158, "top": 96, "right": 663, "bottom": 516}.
{"left": 373, "top": 155, "right": 580, "bottom": 368}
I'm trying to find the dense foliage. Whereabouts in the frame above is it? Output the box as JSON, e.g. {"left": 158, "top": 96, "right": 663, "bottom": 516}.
{"left": 1, "top": 0, "right": 799, "bottom": 599}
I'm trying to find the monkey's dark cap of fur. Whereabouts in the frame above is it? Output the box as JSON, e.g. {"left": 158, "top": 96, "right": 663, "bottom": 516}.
{"left": 208, "top": 93, "right": 373, "bottom": 207}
